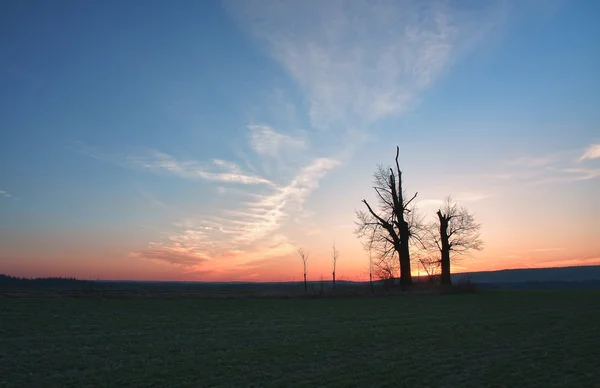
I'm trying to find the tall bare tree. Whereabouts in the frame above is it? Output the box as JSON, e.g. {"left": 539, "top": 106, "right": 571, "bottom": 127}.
{"left": 331, "top": 243, "right": 339, "bottom": 290}
{"left": 298, "top": 248, "right": 309, "bottom": 292}
{"left": 356, "top": 146, "right": 422, "bottom": 286}
{"left": 432, "top": 197, "right": 483, "bottom": 285}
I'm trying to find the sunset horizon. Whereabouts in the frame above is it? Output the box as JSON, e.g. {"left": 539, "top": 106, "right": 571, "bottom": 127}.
{"left": 2, "top": 0, "right": 599, "bottom": 283}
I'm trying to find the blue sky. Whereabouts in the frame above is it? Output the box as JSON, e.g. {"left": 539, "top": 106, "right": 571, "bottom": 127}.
{"left": 1, "top": 0, "right": 599, "bottom": 280}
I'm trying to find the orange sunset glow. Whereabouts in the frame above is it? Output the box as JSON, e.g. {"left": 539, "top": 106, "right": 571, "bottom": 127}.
{"left": 1, "top": 0, "right": 598, "bottom": 283}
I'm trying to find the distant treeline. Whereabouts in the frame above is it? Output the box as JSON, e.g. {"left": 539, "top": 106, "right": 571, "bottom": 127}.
{"left": 0, "top": 274, "right": 93, "bottom": 288}
{"left": 3, "top": 265, "right": 600, "bottom": 292}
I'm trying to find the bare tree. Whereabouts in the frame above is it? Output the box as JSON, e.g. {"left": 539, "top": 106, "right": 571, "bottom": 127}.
{"left": 332, "top": 242, "right": 339, "bottom": 290}
{"left": 298, "top": 248, "right": 309, "bottom": 292}
{"left": 361, "top": 227, "right": 377, "bottom": 292}
{"left": 356, "top": 146, "right": 422, "bottom": 286}
{"left": 414, "top": 253, "right": 441, "bottom": 284}
{"left": 431, "top": 196, "right": 483, "bottom": 285}
{"left": 373, "top": 252, "right": 399, "bottom": 283}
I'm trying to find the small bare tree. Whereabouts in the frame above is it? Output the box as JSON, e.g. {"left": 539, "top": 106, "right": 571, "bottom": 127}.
{"left": 431, "top": 196, "right": 483, "bottom": 285}
{"left": 368, "top": 244, "right": 374, "bottom": 292}
{"left": 373, "top": 253, "right": 399, "bottom": 284}
{"left": 298, "top": 248, "right": 309, "bottom": 292}
{"left": 356, "top": 146, "right": 423, "bottom": 286}
{"left": 414, "top": 254, "right": 441, "bottom": 284}
{"left": 332, "top": 243, "right": 339, "bottom": 290}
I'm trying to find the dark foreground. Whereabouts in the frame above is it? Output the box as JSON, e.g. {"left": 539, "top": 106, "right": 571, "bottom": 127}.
{"left": 1, "top": 290, "right": 599, "bottom": 387}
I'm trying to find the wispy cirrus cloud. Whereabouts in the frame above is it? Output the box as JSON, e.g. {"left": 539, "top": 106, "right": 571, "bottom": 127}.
{"left": 417, "top": 192, "right": 488, "bottom": 209}
{"left": 73, "top": 133, "right": 339, "bottom": 272}
{"left": 130, "top": 247, "right": 210, "bottom": 267}
{"left": 528, "top": 166, "right": 600, "bottom": 185}
{"left": 132, "top": 223, "right": 297, "bottom": 270}
{"left": 71, "top": 141, "right": 273, "bottom": 186}
{"left": 226, "top": 0, "right": 509, "bottom": 130}
{"left": 0, "top": 189, "right": 12, "bottom": 198}
{"left": 506, "top": 155, "right": 560, "bottom": 168}
{"left": 416, "top": 199, "right": 445, "bottom": 208}
{"left": 247, "top": 125, "right": 308, "bottom": 177}
{"left": 455, "top": 192, "right": 491, "bottom": 202}
{"left": 228, "top": 157, "right": 340, "bottom": 244}
{"left": 488, "top": 144, "right": 600, "bottom": 186}
{"left": 248, "top": 125, "right": 305, "bottom": 157}
{"left": 131, "top": 156, "right": 340, "bottom": 271}
{"left": 127, "top": 151, "right": 274, "bottom": 185}
{"left": 559, "top": 168, "right": 600, "bottom": 181}
{"left": 529, "top": 247, "right": 566, "bottom": 253}
{"left": 579, "top": 143, "right": 600, "bottom": 161}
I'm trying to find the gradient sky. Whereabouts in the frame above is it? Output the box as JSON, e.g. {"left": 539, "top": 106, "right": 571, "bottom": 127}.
{"left": 1, "top": 0, "right": 599, "bottom": 281}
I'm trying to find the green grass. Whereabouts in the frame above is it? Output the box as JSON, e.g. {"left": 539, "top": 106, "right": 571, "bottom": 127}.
{"left": 1, "top": 290, "right": 599, "bottom": 387}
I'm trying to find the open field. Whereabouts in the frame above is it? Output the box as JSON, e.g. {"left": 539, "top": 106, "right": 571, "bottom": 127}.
{"left": 1, "top": 290, "right": 599, "bottom": 387}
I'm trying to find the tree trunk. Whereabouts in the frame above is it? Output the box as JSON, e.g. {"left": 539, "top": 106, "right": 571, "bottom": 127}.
{"left": 438, "top": 211, "right": 452, "bottom": 285}
{"left": 332, "top": 271, "right": 336, "bottom": 290}
{"left": 303, "top": 273, "right": 307, "bottom": 292}
{"left": 398, "top": 220, "right": 413, "bottom": 286}
{"left": 440, "top": 247, "right": 451, "bottom": 285}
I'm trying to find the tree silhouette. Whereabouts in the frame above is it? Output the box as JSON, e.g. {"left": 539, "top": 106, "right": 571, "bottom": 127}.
{"left": 431, "top": 197, "right": 483, "bottom": 284}
{"left": 298, "top": 248, "right": 309, "bottom": 292}
{"left": 332, "top": 243, "right": 339, "bottom": 290}
{"left": 414, "top": 254, "right": 441, "bottom": 284}
{"left": 355, "top": 146, "right": 422, "bottom": 286}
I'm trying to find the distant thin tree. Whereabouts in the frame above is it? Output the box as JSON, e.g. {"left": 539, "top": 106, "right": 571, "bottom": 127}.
{"left": 430, "top": 197, "right": 483, "bottom": 285}
{"left": 368, "top": 243, "right": 374, "bottom": 292}
{"left": 360, "top": 227, "right": 377, "bottom": 292}
{"left": 298, "top": 248, "right": 309, "bottom": 292}
{"left": 332, "top": 242, "right": 339, "bottom": 290}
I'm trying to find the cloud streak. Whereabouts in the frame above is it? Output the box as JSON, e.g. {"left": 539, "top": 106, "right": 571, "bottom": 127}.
{"left": 130, "top": 156, "right": 340, "bottom": 271}
{"left": 127, "top": 151, "right": 274, "bottom": 185}
{"left": 506, "top": 156, "right": 559, "bottom": 167}
{"left": 229, "top": 157, "right": 340, "bottom": 244}
{"left": 529, "top": 247, "right": 566, "bottom": 253}
{"left": 72, "top": 142, "right": 273, "bottom": 186}
{"left": 248, "top": 125, "right": 305, "bottom": 157}
{"left": 0, "top": 189, "right": 12, "bottom": 198}
{"left": 227, "top": 0, "right": 509, "bottom": 129}
{"left": 246, "top": 125, "right": 309, "bottom": 178}
{"left": 492, "top": 145, "right": 600, "bottom": 186}
{"left": 580, "top": 143, "right": 600, "bottom": 161}
{"left": 130, "top": 248, "right": 210, "bottom": 267}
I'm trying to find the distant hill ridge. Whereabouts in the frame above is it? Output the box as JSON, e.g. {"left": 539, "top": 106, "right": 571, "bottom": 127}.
{"left": 455, "top": 265, "right": 600, "bottom": 284}
{"left": 2, "top": 265, "right": 600, "bottom": 287}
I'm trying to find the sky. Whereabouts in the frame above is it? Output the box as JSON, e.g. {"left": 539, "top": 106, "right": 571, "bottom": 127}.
{"left": 1, "top": 0, "right": 599, "bottom": 282}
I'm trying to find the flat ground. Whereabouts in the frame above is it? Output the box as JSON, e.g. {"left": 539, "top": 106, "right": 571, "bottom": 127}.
{"left": 1, "top": 290, "right": 599, "bottom": 387}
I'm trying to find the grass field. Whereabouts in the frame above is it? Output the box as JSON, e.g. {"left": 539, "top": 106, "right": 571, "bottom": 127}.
{"left": 1, "top": 290, "right": 599, "bottom": 387}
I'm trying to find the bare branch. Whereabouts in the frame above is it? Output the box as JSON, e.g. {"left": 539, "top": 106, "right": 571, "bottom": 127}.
{"left": 374, "top": 187, "right": 394, "bottom": 208}
{"left": 362, "top": 199, "right": 388, "bottom": 227}
{"left": 404, "top": 191, "right": 418, "bottom": 208}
